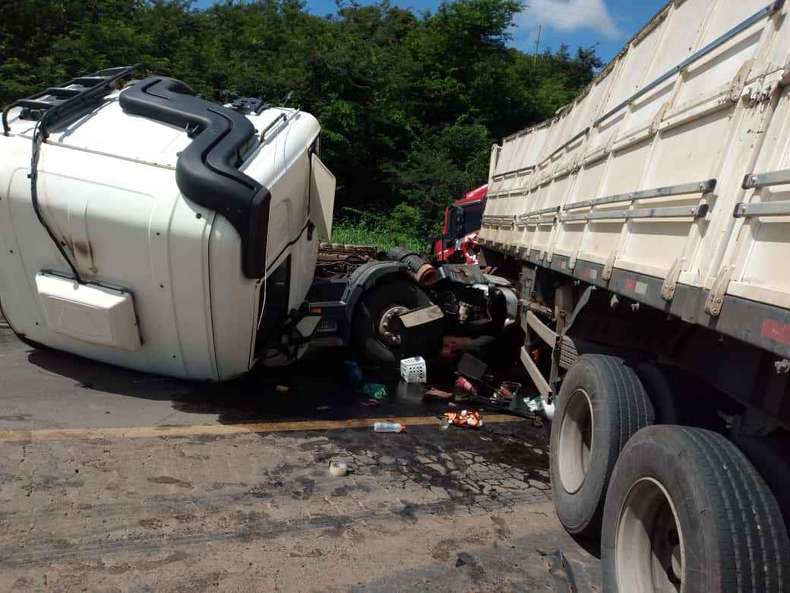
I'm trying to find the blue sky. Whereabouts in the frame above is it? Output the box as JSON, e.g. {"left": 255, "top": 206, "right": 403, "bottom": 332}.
{"left": 195, "top": 0, "right": 667, "bottom": 63}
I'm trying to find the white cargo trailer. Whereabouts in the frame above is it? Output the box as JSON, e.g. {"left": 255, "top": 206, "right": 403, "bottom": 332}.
{"left": 480, "top": 1, "right": 790, "bottom": 591}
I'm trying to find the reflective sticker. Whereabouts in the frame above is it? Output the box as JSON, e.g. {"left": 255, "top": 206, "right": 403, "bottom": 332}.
{"left": 624, "top": 277, "right": 648, "bottom": 295}
{"left": 762, "top": 319, "right": 790, "bottom": 346}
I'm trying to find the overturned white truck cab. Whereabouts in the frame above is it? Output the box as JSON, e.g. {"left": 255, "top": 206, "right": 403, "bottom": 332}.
{"left": 0, "top": 67, "right": 337, "bottom": 380}
{"left": 0, "top": 67, "right": 517, "bottom": 381}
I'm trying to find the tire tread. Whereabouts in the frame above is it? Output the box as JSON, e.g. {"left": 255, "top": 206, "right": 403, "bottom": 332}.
{"left": 551, "top": 354, "right": 654, "bottom": 536}
{"left": 603, "top": 425, "right": 790, "bottom": 593}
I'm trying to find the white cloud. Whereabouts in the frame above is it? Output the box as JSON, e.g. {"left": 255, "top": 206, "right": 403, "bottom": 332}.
{"left": 523, "top": 0, "right": 623, "bottom": 40}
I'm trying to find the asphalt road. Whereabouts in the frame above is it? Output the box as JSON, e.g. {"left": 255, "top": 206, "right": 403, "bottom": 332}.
{"left": 0, "top": 325, "right": 600, "bottom": 592}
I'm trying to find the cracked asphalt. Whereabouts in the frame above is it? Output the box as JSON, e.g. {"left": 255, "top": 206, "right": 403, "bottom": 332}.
{"left": 0, "top": 324, "right": 600, "bottom": 592}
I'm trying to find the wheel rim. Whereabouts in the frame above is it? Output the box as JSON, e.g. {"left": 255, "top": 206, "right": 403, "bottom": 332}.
{"left": 616, "top": 477, "right": 685, "bottom": 593}
{"left": 377, "top": 305, "right": 409, "bottom": 347}
{"left": 557, "top": 388, "right": 594, "bottom": 494}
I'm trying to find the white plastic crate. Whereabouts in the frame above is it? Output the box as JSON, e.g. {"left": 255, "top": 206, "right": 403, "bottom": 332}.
{"left": 400, "top": 356, "right": 427, "bottom": 383}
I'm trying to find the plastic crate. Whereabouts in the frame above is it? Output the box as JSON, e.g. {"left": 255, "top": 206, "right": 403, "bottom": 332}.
{"left": 400, "top": 356, "right": 427, "bottom": 383}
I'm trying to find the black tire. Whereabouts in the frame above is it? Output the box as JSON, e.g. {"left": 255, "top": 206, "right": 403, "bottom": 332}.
{"left": 550, "top": 354, "right": 654, "bottom": 537}
{"left": 602, "top": 425, "right": 790, "bottom": 593}
{"left": 735, "top": 433, "right": 790, "bottom": 529}
{"left": 352, "top": 280, "right": 438, "bottom": 365}
{"left": 636, "top": 363, "right": 678, "bottom": 424}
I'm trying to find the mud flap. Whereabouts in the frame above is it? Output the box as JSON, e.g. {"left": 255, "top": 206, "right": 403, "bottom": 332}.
{"left": 395, "top": 304, "right": 445, "bottom": 359}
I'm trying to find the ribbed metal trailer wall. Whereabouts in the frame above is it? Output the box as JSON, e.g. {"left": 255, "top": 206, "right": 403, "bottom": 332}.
{"left": 481, "top": 0, "right": 790, "bottom": 360}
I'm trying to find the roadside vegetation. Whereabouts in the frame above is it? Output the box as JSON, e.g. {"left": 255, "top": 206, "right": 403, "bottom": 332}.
{"left": 331, "top": 203, "right": 427, "bottom": 252}
{"left": 1, "top": 0, "right": 601, "bottom": 250}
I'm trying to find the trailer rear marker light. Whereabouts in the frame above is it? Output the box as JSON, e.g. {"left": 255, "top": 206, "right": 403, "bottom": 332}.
{"left": 0, "top": 414, "right": 526, "bottom": 443}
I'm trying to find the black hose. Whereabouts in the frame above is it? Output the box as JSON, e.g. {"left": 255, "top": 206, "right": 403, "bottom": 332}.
{"left": 29, "top": 121, "right": 85, "bottom": 283}
{"left": 385, "top": 247, "right": 430, "bottom": 274}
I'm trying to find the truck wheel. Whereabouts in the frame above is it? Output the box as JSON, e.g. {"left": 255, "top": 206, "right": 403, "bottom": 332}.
{"left": 602, "top": 425, "right": 790, "bottom": 593}
{"left": 353, "top": 280, "right": 437, "bottom": 365}
{"left": 734, "top": 433, "right": 790, "bottom": 528}
{"left": 550, "top": 355, "right": 654, "bottom": 537}
{"left": 635, "top": 363, "right": 678, "bottom": 424}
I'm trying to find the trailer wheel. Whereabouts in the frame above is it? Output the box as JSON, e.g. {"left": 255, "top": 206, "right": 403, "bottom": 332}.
{"left": 550, "top": 355, "right": 654, "bottom": 537}
{"left": 635, "top": 363, "right": 678, "bottom": 425}
{"left": 353, "top": 280, "right": 438, "bottom": 365}
{"left": 602, "top": 425, "right": 790, "bottom": 593}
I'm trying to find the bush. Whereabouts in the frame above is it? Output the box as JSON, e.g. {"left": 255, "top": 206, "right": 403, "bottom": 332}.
{"left": 331, "top": 203, "right": 427, "bottom": 252}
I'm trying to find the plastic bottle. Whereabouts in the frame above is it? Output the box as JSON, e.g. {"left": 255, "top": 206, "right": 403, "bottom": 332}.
{"left": 373, "top": 422, "right": 405, "bottom": 433}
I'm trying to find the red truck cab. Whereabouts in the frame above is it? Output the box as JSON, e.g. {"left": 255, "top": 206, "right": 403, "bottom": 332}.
{"left": 433, "top": 185, "right": 487, "bottom": 264}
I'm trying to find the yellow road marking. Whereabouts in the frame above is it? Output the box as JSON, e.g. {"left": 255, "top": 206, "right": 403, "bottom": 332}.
{"left": 0, "top": 414, "right": 525, "bottom": 443}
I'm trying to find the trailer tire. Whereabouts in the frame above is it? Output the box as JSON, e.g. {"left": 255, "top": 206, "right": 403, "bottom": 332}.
{"left": 734, "top": 433, "right": 790, "bottom": 528}
{"left": 602, "top": 425, "right": 790, "bottom": 593}
{"left": 352, "top": 280, "right": 438, "bottom": 365}
{"left": 550, "top": 354, "right": 654, "bottom": 538}
{"left": 635, "top": 363, "right": 678, "bottom": 424}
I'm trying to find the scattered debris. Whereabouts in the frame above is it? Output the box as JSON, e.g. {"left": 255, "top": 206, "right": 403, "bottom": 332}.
{"left": 424, "top": 387, "right": 453, "bottom": 401}
{"left": 328, "top": 460, "right": 349, "bottom": 477}
{"left": 456, "top": 352, "right": 488, "bottom": 380}
{"left": 315, "top": 405, "right": 331, "bottom": 412}
{"left": 275, "top": 384, "right": 290, "bottom": 394}
{"left": 362, "top": 383, "right": 387, "bottom": 401}
{"left": 524, "top": 395, "right": 555, "bottom": 419}
{"left": 344, "top": 360, "right": 364, "bottom": 387}
{"left": 373, "top": 422, "right": 405, "bottom": 433}
{"left": 538, "top": 549, "right": 578, "bottom": 593}
{"left": 454, "top": 376, "right": 478, "bottom": 400}
{"left": 442, "top": 409, "right": 483, "bottom": 429}
{"left": 440, "top": 336, "right": 474, "bottom": 360}
{"left": 495, "top": 381, "right": 520, "bottom": 401}
{"left": 524, "top": 395, "right": 543, "bottom": 413}
{"left": 400, "top": 356, "right": 427, "bottom": 383}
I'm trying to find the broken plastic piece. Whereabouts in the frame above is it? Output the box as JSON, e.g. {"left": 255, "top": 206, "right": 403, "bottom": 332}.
{"left": 454, "top": 376, "right": 478, "bottom": 396}
{"left": 496, "top": 381, "right": 521, "bottom": 401}
{"left": 275, "top": 384, "right": 289, "bottom": 393}
{"left": 456, "top": 352, "right": 488, "bottom": 380}
{"left": 363, "top": 383, "right": 387, "bottom": 401}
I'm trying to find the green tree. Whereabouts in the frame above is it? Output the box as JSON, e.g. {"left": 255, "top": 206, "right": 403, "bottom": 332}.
{"left": 0, "top": 0, "right": 601, "bottom": 239}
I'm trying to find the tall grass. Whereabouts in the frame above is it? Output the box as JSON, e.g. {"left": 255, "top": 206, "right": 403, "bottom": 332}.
{"left": 331, "top": 221, "right": 426, "bottom": 253}
{"left": 330, "top": 203, "right": 430, "bottom": 253}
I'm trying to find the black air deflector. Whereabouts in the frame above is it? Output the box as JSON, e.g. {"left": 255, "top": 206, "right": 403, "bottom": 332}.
{"left": 119, "top": 76, "right": 269, "bottom": 278}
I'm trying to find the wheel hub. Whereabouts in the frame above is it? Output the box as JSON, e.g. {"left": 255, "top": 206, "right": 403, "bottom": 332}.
{"left": 616, "top": 477, "right": 685, "bottom": 593}
{"left": 557, "top": 388, "right": 594, "bottom": 494}
{"left": 377, "top": 305, "right": 409, "bottom": 347}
